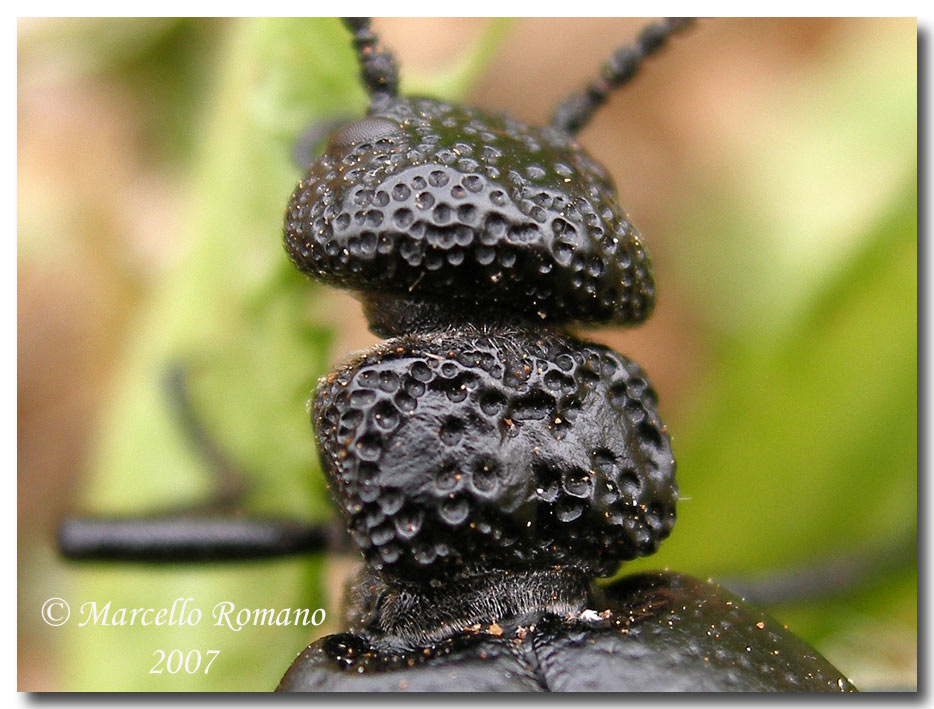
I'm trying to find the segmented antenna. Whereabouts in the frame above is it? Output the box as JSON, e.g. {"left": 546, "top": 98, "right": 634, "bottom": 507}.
{"left": 551, "top": 18, "right": 695, "bottom": 135}
{"left": 343, "top": 17, "right": 399, "bottom": 103}
{"left": 59, "top": 517, "right": 335, "bottom": 562}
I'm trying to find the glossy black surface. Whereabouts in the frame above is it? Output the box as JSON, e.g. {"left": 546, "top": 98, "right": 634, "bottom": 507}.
{"left": 313, "top": 328, "right": 676, "bottom": 577}
{"left": 58, "top": 516, "right": 329, "bottom": 562}
{"left": 278, "top": 572, "right": 856, "bottom": 692}
{"left": 285, "top": 97, "right": 655, "bottom": 328}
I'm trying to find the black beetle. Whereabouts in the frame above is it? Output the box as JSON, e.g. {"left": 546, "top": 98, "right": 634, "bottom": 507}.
{"left": 49, "top": 18, "right": 876, "bottom": 689}
{"left": 270, "top": 18, "right": 856, "bottom": 692}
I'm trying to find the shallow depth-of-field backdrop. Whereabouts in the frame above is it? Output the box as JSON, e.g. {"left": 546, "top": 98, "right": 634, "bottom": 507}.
{"left": 18, "top": 18, "right": 916, "bottom": 691}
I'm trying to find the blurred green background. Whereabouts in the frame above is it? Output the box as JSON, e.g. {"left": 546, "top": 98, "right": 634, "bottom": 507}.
{"left": 17, "top": 18, "right": 916, "bottom": 691}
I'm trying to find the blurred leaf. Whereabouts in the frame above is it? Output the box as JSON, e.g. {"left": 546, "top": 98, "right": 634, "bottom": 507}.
{"left": 62, "top": 18, "right": 362, "bottom": 691}
{"left": 641, "top": 188, "right": 916, "bottom": 577}
{"left": 17, "top": 18, "right": 183, "bottom": 76}
{"left": 673, "top": 20, "right": 916, "bottom": 342}
{"left": 403, "top": 18, "right": 514, "bottom": 99}
{"left": 621, "top": 19, "right": 916, "bottom": 690}
{"left": 79, "top": 18, "right": 362, "bottom": 518}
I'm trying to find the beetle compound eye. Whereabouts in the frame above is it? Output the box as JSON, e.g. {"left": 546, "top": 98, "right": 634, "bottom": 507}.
{"left": 312, "top": 329, "right": 676, "bottom": 578}
{"left": 284, "top": 97, "right": 655, "bottom": 331}
{"left": 327, "top": 117, "right": 403, "bottom": 152}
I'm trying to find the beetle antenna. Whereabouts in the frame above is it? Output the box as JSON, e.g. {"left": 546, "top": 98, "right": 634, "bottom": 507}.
{"left": 343, "top": 17, "right": 400, "bottom": 104}
{"left": 163, "top": 362, "right": 247, "bottom": 509}
{"left": 551, "top": 18, "right": 695, "bottom": 135}
{"left": 58, "top": 516, "right": 344, "bottom": 563}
